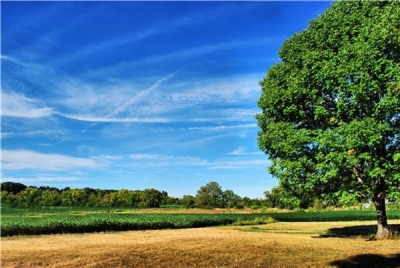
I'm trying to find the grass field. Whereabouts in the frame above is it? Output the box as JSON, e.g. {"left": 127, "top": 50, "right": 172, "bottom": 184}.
{"left": 2, "top": 206, "right": 400, "bottom": 237}
{"left": 2, "top": 220, "right": 400, "bottom": 268}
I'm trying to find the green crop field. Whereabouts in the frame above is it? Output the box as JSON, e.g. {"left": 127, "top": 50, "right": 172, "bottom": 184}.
{"left": 1, "top": 206, "right": 400, "bottom": 237}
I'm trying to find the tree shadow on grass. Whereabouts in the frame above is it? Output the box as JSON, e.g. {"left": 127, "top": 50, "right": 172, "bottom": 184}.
{"left": 330, "top": 253, "right": 400, "bottom": 268}
{"left": 313, "top": 224, "right": 400, "bottom": 238}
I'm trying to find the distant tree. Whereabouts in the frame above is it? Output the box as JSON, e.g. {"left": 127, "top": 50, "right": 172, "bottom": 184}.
{"left": 17, "top": 187, "right": 41, "bottom": 208}
{"left": 195, "top": 182, "right": 224, "bottom": 209}
{"left": 141, "top": 188, "right": 163, "bottom": 208}
{"left": 0, "top": 190, "right": 16, "bottom": 206}
{"left": 223, "top": 190, "right": 242, "bottom": 208}
{"left": 180, "top": 195, "right": 195, "bottom": 208}
{"left": 257, "top": 1, "right": 400, "bottom": 238}
{"left": 60, "top": 189, "right": 87, "bottom": 207}
{"left": 263, "top": 186, "right": 308, "bottom": 210}
{"left": 241, "top": 197, "right": 252, "bottom": 207}
{"left": 1, "top": 182, "right": 27, "bottom": 195}
{"left": 115, "top": 189, "right": 132, "bottom": 207}
{"left": 39, "top": 189, "right": 61, "bottom": 207}
{"left": 60, "top": 189, "right": 74, "bottom": 207}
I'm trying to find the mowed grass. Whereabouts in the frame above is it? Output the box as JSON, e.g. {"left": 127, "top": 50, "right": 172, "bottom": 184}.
{"left": 2, "top": 220, "right": 400, "bottom": 268}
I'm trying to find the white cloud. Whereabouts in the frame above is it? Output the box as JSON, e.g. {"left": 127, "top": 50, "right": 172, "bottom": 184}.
{"left": 1, "top": 91, "right": 53, "bottom": 118}
{"left": 84, "top": 37, "right": 272, "bottom": 79}
{"left": 56, "top": 114, "right": 171, "bottom": 123}
{"left": 130, "top": 154, "right": 209, "bottom": 167}
{"left": 227, "top": 146, "right": 263, "bottom": 155}
{"left": 228, "top": 146, "right": 247, "bottom": 155}
{"left": 53, "top": 73, "right": 260, "bottom": 125}
{"left": 186, "top": 124, "right": 257, "bottom": 131}
{"left": 54, "top": 72, "right": 176, "bottom": 124}
{"left": 3, "top": 55, "right": 261, "bottom": 125}
{"left": 91, "top": 155, "right": 123, "bottom": 165}
{"left": 1, "top": 150, "right": 98, "bottom": 171}
{"left": 208, "top": 159, "right": 268, "bottom": 170}
{"left": 0, "top": 129, "right": 68, "bottom": 139}
{"left": 128, "top": 153, "right": 269, "bottom": 170}
{"left": 1, "top": 176, "right": 80, "bottom": 184}
{"left": 108, "top": 72, "right": 176, "bottom": 117}
{"left": 169, "top": 75, "right": 261, "bottom": 104}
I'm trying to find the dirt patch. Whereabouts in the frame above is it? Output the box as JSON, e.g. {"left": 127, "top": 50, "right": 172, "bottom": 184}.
{"left": 2, "top": 220, "right": 400, "bottom": 268}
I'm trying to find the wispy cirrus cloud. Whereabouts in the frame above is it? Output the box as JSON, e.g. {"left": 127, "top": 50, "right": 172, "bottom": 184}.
{"left": 0, "top": 176, "right": 80, "bottom": 184}
{"left": 208, "top": 159, "right": 268, "bottom": 170}
{"left": 168, "top": 74, "right": 262, "bottom": 104}
{"left": 54, "top": 72, "right": 176, "bottom": 124}
{"left": 1, "top": 150, "right": 98, "bottom": 171}
{"left": 83, "top": 37, "right": 273, "bottom": 79}
{"left": 227, "top": 146, "right": 263, "bottom": 155}
{"left": 1, "top": 91, "right": 53, "bottom": 118}
{"left": 130, "top": 154, "right": 209, "bottom": 167}
{"left": 129, "top": 153, "right": 268, "bottom": 170}
{"left": 3, "top": 53, "right": 261, "bottom": 125}
{"left": 106, "top": 72, "right": 176, "bottom": 118}
{"left": 56, "top": 114, "right": 171, "bottom": 123}
{"left": 186, "top": 124, "right": 257, "bottom": 131}
{"left": 1, "top": 129, "right": 68, "bottom": 139}
{"left": 2, "top": 55, "right": 178, "bottom": 124}
{"left": 228, "top": 146, "right": 247, "bottom": 155}
{"left": 54, "top": 3, "right": 248, "bottom": 67}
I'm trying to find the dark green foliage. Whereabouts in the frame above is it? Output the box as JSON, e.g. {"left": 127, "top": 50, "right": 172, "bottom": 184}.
{"left": 223, "top": 190, "right": 243, "bottom": 209}
{"left": 195, "top": 181, "right": 224, "bottom": 208}
{"left": 1, "top": 186, "right": 165, "bottom": 209}
{"left": 0, "top": 182, "right": 282, "bottom": 210}
{"left": 257, "top": 1, "right": 400, "bottom": 228}
{"left": 1, "top": 182, "right": 27, "bottom": 194}
{"left": 181, "top": 195, "right": 195, "bottom": 208}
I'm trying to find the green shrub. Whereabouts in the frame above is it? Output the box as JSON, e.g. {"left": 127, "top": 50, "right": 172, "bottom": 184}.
{"left": 233, "top": 217, "right": 276, "bottom": 226}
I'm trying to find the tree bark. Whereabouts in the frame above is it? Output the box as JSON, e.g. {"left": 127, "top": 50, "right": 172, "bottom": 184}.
{"left": 372, "top": 192, "right": 392, "bottom": 239}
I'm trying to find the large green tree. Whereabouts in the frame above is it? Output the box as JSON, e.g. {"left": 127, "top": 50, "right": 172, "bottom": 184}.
{"left": 257, "top": 1, "right": 399, "bottom": 238}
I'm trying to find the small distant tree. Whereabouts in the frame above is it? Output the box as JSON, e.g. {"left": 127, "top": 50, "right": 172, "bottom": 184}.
{"left": 241, "top": 197, "right": 252, "bottom": 207}
{"left": 180, "top": 195, "right": 195, "bottom": 208}
{"left": 257, "top": 1, "right": 400, "bottom": 238}
{"left": 16, "top": 187, "right": 41, "bottom": 208}
{"left": 141, "top": 188, "right": 163, "bottom": 208}
{"left": 263, "top": 186, "right": 306, "bottom": 210}
{"left": 161, "top": 191, "right": 178, "bottom": 206}
{"left": 39, "top": 189, "right": 62, "bottom": 207}
{"left": 0, "top": 190, "right": 16, "bottom": 206}
{"left": 195, "top": 182, "right": 224, "bottom": 209}
{"left": 223, "top": 190, "right": 242, "bottom": 208}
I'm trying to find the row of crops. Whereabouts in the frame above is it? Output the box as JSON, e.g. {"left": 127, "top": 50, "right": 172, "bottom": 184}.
{"left": 2, "top": 209, "right": 400, "bottom": 237}
{"left": 1, "top": 213, "right": 241, "bottom": 236}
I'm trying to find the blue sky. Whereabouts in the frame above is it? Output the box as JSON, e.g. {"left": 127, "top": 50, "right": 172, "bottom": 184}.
{"left": 1, "top": 1, "right": 332, "bottom": 198}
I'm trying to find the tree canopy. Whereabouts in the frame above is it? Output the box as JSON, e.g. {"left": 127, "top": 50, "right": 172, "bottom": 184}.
{"left": 0, "top": 181, "right": 250, "bottom": 210}
{"left": 257, "top": 0, "right": 400, "bottom": 238}
{"left": 195, "top": 181, "right": 224, "bottom": 209}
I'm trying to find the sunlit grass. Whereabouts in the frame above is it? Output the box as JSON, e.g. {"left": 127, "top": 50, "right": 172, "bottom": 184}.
{"left": 2, "top": 206, "right": 399, "bottom": 236}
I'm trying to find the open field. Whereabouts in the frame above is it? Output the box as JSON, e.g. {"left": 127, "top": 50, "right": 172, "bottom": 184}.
{"left": 2, "top": 220, "right": 400, "bottom": 268}
{"left": 2, "top": 206, "right": 400, "bottom": 237}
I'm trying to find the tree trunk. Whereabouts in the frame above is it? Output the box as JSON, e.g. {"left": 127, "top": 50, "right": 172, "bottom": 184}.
{"left": 372, "top": 192, "right": 392, "bottom": 239}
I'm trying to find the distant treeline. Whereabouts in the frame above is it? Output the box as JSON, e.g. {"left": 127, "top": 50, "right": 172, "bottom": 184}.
{"left": 2, "top": 181, "right": 389, "bottom": 210}
{"left": 0, "top": 181, "right": 268, "bottom": 209}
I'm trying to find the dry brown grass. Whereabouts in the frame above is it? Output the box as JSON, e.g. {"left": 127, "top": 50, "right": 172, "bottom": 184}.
{"left": 2, "top": 220, "right": 400, "bottom": 268}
